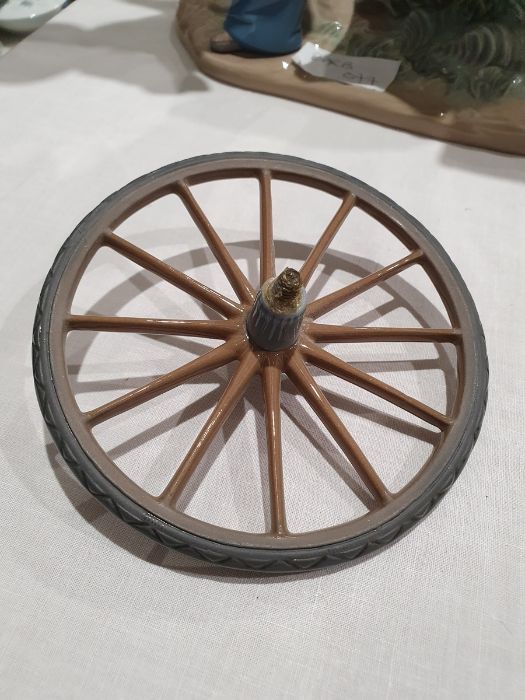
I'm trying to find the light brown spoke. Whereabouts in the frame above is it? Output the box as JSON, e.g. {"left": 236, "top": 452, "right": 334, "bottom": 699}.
{"left": 301, "top": 341, "right": 451, "bottom": 430}
{"left": 261, "top": 364, "right": 287, "bottom": 534}
{"left": 104, "top": 231, "right": 241, "bottom": 318}
{"left": 308, "top": 324, "right": 461, "bottom": 344}
{"left": 300, "top": 192, "right": 356, "bottom": 285}
{"left": 286, "top": 352, "right": 392, "bottom": 505}
{"left": 68, "top": 315, "right": 235, "bottom": 339}
{"left": 175, "top": 181, "right": 255, "bottom": 303}
{"left": 259, "top": 170, "right": 275, "bottom": 285}
{"left": 85, "top": 336, "right": 245, "bottom": 426}
{"left": 159, "top": 351, "right": 259, "bottom": 506}
{"left": 307, "top": 249, "right": 423, "bottom": 318}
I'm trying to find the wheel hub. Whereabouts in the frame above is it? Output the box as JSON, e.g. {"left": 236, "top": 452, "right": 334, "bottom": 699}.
{"left": 246, "top": 267, "right": 306, "bottom": 352}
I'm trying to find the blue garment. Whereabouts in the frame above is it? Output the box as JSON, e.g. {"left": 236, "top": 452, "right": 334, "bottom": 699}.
{"left": 225, "top": 0, "right": 305, "bottom": 55}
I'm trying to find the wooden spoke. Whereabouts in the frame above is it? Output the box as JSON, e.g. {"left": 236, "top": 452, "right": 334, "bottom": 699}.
{"left": 85, "top": 336, "right": 245, "bottom": 426}
{"left": 286, "top": 352, "right": 392, "bottom": 505}
{"left": 308, "top": 324, "right": 462, "bottom": 344}
{"left": 307, "top": 250, "right": 424, "bottom": 318}
{"left": 259, "top": 170, "right": 275, "bottom": 285}
{"left": 261, "top": 364, "right": 287, "bottom": 534}
{"left": 300, "top": 192, "right": 356, "bottom": 285}
{"left": 68, "top": 315, "right": 235, "bottom": 339}
{"left": 104, "top": 231, "right": 241, "bottom": 318}
{"left": 159, "top": 351, "right": 259, "bottom": 506}
{"left": 175, "top": 181, "right": 255, "bottom": 303}
{"left": 301, "top": 341, "right": 452, "bottom": 430}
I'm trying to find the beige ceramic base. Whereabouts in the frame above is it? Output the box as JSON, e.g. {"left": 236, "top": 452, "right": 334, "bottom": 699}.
{"left": 177, "top": 0, "right": 525, "bottom": 156}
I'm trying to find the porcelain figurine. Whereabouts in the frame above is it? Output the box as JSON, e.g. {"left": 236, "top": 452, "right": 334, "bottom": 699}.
{"left": 177, "top": 0, "right": 525, "bottom": 155}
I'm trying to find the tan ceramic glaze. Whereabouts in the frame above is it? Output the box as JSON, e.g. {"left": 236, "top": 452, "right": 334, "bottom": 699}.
{"left": 177, "top": 0, "right": 525, "bottom": 156}
{"left": 41, "top": 154, "right": 485, "bottom": 554}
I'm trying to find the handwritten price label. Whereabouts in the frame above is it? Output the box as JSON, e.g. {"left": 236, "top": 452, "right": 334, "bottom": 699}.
{"left": 292, "top": 43, "right": 401, "bottom": 92}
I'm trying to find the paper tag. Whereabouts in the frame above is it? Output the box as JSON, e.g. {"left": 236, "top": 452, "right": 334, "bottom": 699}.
{"left": 292, "top": 42, "right": 400, "bottom": 92}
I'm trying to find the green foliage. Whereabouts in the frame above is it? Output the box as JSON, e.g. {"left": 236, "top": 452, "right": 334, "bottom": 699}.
{"left": 349, "top": 1, "right": 525, "bottom": 101}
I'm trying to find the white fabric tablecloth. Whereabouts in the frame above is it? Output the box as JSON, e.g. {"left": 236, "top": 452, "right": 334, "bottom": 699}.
{"left": 1, "top": 1, "right": 524, "bottom": 698}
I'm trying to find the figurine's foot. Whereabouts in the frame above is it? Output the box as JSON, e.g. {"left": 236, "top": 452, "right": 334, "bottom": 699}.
{"left": 210, "top": 31, "right": 242, "bottom": 54}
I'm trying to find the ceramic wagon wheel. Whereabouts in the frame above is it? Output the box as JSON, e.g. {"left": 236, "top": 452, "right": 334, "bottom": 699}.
{"left": 33, "top": 153, "right": 488, "bottom": 572}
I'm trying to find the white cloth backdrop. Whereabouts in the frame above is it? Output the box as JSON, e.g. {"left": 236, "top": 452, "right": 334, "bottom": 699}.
{"left": 1, "top": 1, "right": 524, "bottom": 698}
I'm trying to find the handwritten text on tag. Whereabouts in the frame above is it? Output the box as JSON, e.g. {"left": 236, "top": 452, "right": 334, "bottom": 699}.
{"left": 292, "top": 42, "right": 401, "bottom": 92}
